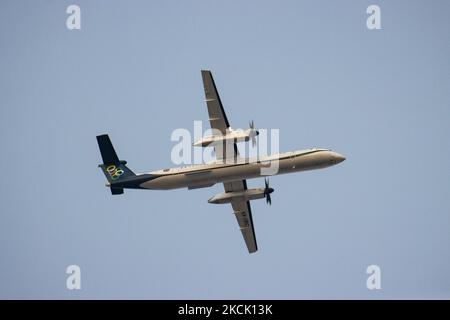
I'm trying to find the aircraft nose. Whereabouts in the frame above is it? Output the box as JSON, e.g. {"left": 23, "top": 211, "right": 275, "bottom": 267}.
{"left": 334, "top": 153, "right": 346, "bottom": 163}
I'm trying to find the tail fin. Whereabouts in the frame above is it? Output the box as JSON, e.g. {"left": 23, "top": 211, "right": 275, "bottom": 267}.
{"left": 96, "top": 134, "right": 135, "bottom": 195}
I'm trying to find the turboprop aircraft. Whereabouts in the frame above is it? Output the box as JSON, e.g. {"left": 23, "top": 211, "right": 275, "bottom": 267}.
{"left": 96, "top": 70, "right": 345, "bottom": 253}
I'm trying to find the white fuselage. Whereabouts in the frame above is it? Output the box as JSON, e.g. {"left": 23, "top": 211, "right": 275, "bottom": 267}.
{"left": 138, "top": 148, "right": 345, "bottom": 190}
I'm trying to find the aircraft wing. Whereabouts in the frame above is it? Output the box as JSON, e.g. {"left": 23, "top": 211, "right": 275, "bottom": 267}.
{"left": 201, "top": 71, "right": 256, "bottom": 252}
{"left": 201, "top": 70, "right": 239, "bottom": 160}
{"left": 201, "top": 70, "right": 230, "bottom": 134}
{"left": 223, "top": 179, "right": 258, "bottom": 253}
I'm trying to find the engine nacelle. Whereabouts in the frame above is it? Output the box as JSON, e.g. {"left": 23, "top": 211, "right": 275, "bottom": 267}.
{"left": 193, "top": 128, "right": 258, "bottom": 147}
{"left": 208, "top": 188, "right": 266, "bottom": 204}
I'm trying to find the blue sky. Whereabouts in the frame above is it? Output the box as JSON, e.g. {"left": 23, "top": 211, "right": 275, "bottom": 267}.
{"left": 0, "top": 0, "right": 449, "bottom": 299}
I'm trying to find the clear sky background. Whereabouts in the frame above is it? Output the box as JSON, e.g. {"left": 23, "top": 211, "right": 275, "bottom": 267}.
{"left": 0, "top": 0, "right": 449, "bottom": 299}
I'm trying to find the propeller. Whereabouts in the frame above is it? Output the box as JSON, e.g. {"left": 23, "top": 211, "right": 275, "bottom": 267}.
{"left": 249, "top": 120, "right": 259, "bottom": 147}
{"left": 264, "top": 178, "right": 274, "bottom": 205}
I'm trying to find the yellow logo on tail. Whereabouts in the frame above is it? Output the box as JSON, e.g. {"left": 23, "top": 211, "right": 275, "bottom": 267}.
{"left": 106, "top": 165, "right": 124, "bottom": 180}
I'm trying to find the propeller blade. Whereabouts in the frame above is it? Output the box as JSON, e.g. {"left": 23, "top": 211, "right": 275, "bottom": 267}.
{"left": 264, "top": 178, "right": 273, "bottom": 205}
{"left": 248, "top": 120, "right": 258, "bottom": 147}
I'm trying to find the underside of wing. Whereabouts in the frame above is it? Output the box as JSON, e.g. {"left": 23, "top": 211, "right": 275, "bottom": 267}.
{"left": 224, "top": 180, "right": 258, "bottom": 253}
{"left": 201, "top": 70, "right": 229, "bottom": 134}
{"left": 201, "top": 71, "right": 257, "bottom": 253}
{"left": 201, "top": 70, "right": 239, "bottom": 161}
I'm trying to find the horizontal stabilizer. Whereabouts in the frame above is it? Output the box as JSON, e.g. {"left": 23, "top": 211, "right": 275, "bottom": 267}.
{"left": 110, "top": 187, "right": 124, "bottom": 195}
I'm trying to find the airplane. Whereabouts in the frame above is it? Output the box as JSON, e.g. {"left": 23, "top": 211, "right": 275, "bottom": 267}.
{"left": 96, "top": 70, "right": 345, "bottom": 254}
